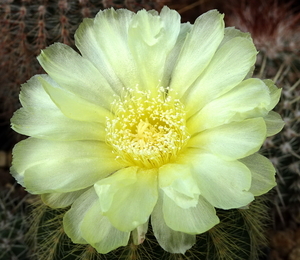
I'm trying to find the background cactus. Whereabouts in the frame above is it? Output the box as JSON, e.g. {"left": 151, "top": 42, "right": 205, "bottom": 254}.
{"left": 0, "top": 183, "right": 30, "bottom": 260}
{"left": 1, "top": 0, "right": 300, "bottom": 259}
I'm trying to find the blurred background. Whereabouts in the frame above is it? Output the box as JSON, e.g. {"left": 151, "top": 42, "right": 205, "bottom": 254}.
{"left": 0, "top": 0, "right": 300, "bottom": 259}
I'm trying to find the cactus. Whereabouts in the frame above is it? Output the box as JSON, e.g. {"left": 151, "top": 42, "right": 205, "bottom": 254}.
{"left": 0, "top": 184, "right": 30, "bottom": 260}
{"left": 24, "top": 195, "right": 271, "bottom": 260}
{"left": 261, "top": 56, "right": 300, "bottom": 225}
{"left": 1, "top": 1, "right": 287, "bottom": 259}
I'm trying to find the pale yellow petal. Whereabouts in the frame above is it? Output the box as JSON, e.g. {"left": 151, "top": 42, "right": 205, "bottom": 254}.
{"left": 263, "top": 79, "right": 282, "bottom": 110}
{"left": 239, "top": 153, "right": 276, "bottom": 196}
{"left": 161, "top": 22, "right": 192, "bottom": 87}
{"left": 170, "top": 10, "right": 225, "bottom": 97}
{"left": 39, "top": 75, "right": 113, "bottom": 123}
{"left": 41, "top": 189, "right": 88, "bottom": 208}
{"left": 187, "top": 78, "right": 271, "bottom": 133}
{"left": 131, "top": 221, "right": 149, "bottom": 245}
{"left": 182, "top": 36, "right": 257, "bottom": 116}
{"left": 38, "top": 42, "right": 116, "bottom": 109}
{"left": 63, "top": 187, "right": 130, "bottom": 252}
{"left": 220, "top": 27, "right": 252, "bottom": 47}
{"left": 94, "top": 167, "right": 158, "bottom": 232}
{"left": 264, "top": 111, "right": 285, "bottom": 136}
{"left": 192, "top": 153, "right": 254, "bottom": 209}
{"left": 220, "top": 27, "right": 255, "bottom": 79}
{"left": 151, "top": 192, "right": 196, "bottom": 253}
{"left": 158, "top": 163, "right": 200, "bottom": 208}
{"left": 63, "top": 188, "right": 95, "bottom": 244}
{"left": 11, "top": 138, "right": 122, "bottom": 194}
{"left": 80, "top": 194, "right": 130, "bottom": 253}
{"left": 163, "top": 193, "right": 219, "bottom": 234}
{"left": 128, "top": 7, "right": 180, "bottom": 92}
{"left": 188, "top": 118, "right": 267, "bottom": 160}
{"left": 75, "top": 8, "right": 138, "bottom": 91}
{"left": 11, "top": 76, "right": 106, "bottom": 141}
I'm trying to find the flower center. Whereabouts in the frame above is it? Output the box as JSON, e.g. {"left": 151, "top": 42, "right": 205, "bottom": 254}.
{"left": 106, "top": 87, "right": 190, "bottom": 169}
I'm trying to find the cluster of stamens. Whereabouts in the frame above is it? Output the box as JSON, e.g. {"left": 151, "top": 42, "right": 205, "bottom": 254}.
{"left": 105, "top": 87, "right": 190, "bottom": 169}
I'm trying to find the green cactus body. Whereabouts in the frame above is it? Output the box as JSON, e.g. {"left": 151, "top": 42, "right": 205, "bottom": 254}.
{"left": 24, "top": 195, "right": 271, "bottom": 260}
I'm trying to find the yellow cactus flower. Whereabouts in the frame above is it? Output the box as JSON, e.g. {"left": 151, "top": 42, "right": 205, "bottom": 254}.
{"left": 10, "top": 7, "right": 284, "bottom": 254}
